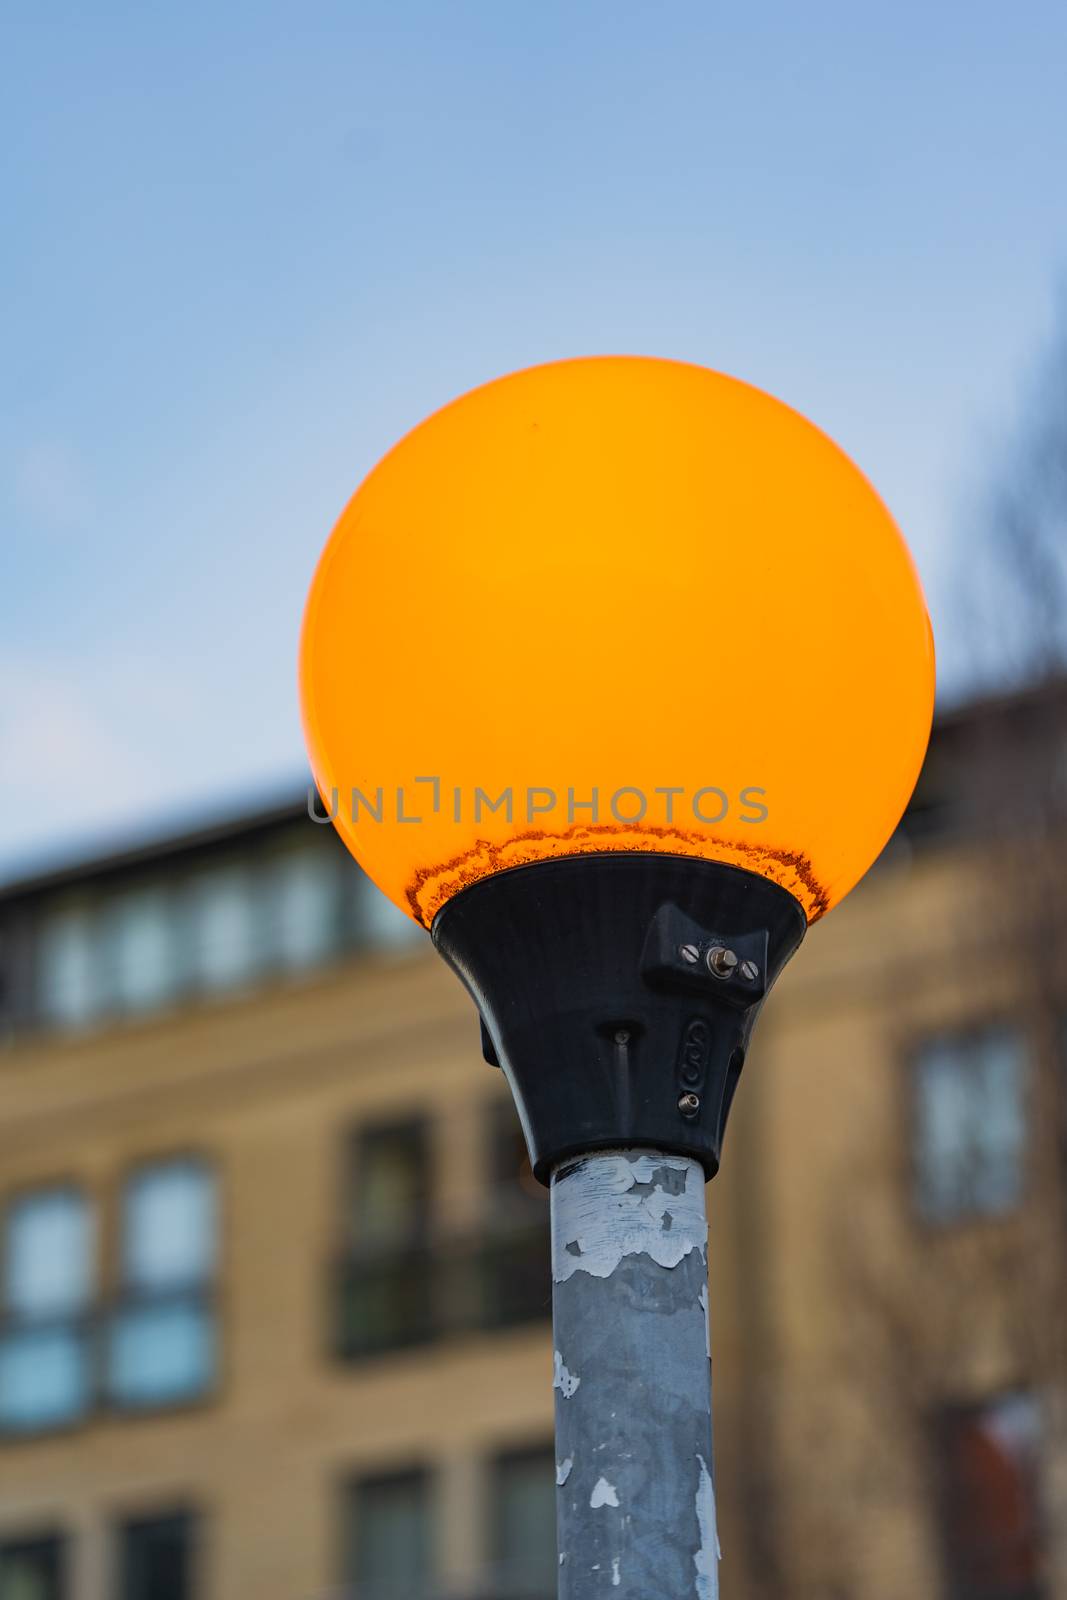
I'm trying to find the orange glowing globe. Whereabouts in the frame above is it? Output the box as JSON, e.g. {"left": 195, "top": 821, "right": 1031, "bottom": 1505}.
{"left": 300, "top": 357, "right": 935, "bottom": 928}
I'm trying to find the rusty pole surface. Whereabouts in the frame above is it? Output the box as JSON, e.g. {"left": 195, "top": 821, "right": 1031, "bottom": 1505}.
{"left": 550, "top": 1150, "right": 718, "bottom": 1599}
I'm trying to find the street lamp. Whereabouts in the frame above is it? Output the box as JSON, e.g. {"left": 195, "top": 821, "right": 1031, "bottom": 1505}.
{"left": 299, "top": 356, "right": 935, "bottom": 1598}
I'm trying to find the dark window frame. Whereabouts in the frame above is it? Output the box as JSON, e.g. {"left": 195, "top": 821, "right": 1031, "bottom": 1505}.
{"left": 342, "top": 1463, "right": 435, "bottom": 1600}
{"left": 0, "top": 1528, "right": 68, "bottom": 1599}
{"left": 332, "top": 1108, "right": 553, "bottom": 1365}
{"left": 115, "top": 1506, "right": 201, "bottom": 1600}
{"left": 346, "top": 1117, "right": 433, "bottom": 1253}
{"left": 332, "top": 1118, "right": 435, "bottom": 1361}
{"left": 489, "top": 1440, "right": 558, "bottom": 1600}
{"left": 932, "top": 1390, "right": 1045, "bottom": 1600}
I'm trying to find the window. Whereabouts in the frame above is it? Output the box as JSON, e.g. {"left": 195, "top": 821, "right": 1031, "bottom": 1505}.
{"left": 345, "top": 1469, "right": 432, "bottom": 1600}
{"left": 185, "top": 863, "right": 261, "bottom": 993}
{"left": 36, "top": 902, "right": 100, "bottom": 1029}
{"left": 901, "top": 754, "right": 959, "bottom": 846}
{"left": 914, "top": 1028, "right": 1027, "bottom": 1223}
{"left": 118, "top": 1511, "right": 198, "bottom": 1600}
{"left": 122, "top": 1160, "right": 216, "bottom": 1290}
{"left": 337, "top": 1122, "right": 433, "bottom": 1359}
{"left": 490, "top": 1445, "right": 557, "bottom": 1599}
{"left": 0, "top": 1188, "right": 93, "bottom": 1434}
{"left": 351, "top": 1121, "right": 429, "bottom": 1253}
{"left": 269, "top": 843, "right": 340, "bottom": 971}
{"left": 936, "top": 1392, "right": 1044, "bottom": 1600}
{"left": 478, "top": 1100, "right": 550, "bottom": 1330}
{"left": 0, "top": 1533, "right": 65, "bottom": 1600}
{"left": 103, "top": 885, "right": 177, "bottom": 1014}
{"left": 107, "top": 1159, "right": 217, "bottom": 1410}
{"left": 5, "top": 1188, "right": 93, "bottom": 1317}
{"left": 488, "top": 1099, "right": 545, "bottom": 1221}
{"left": 359, "top": 882, "right": 426, "bottom": 954}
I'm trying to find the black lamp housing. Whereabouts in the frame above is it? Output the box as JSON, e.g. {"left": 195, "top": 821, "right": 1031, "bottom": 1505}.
{"left": 431, "top": 852, "right": 806, "bottom": 1184}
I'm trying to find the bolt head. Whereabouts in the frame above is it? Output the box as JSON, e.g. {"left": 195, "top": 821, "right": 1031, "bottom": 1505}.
{"left": 706, "top": 945, "right": 738, "bottom": 978}
{"left": 739, "top": 959, "right": 760, "bottom": 983}
{"left": 614, "top": 1029, "right": 630, "bottom": 1046}
{"left": 679, "top": 943, "right": 700, "bottom": 964}
{"left": 678, "top": 1091, "right": 701, "bottom": 1115}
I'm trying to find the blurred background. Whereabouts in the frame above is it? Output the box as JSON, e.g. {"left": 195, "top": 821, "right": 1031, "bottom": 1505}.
{"left": 3, "top": 3, "right": 1067, "bottom": 1597}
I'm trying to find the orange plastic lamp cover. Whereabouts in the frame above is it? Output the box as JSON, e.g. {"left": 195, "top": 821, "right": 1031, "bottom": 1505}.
{"left": 300, "top": 357, "right": 935, "bottom": 929}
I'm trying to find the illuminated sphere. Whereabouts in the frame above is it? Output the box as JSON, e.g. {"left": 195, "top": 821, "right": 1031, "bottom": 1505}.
{"left": 300, "top": 357, "right": 935, "bottom": 928}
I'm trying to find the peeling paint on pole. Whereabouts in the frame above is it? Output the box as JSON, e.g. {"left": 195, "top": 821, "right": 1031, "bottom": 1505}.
{"left": 590, "top": 1477, "right": 620, "bottom": 1509}
{"left": 551, "top": 1151, "right": 707, "bottom": 1282}
{"left": 551, "top": 1150, "right": 719, "bottom": 1598}
{"left": 554, "top": 1349, "right": 582, "bottom": 1399}
{"left": 694, "top": 1454, "right": 719, "bottom": 1599}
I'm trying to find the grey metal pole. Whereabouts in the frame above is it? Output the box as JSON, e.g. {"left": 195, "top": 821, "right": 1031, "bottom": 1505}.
{"left": 550, "top": 1149, "right": 719, "bottom": 1599}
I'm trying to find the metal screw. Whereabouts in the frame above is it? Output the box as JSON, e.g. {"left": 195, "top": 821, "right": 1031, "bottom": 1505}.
{"left": 679, "top": 944, "right": 700, "bottom": 965}
{"left": 678, "top": 1092, "right": 700, "bottom": 1115}
{"left": 614, "top": 1029, "right": 631, "bottom": 1046}
{"left": 739, "top": 959, "right": 760, "bottom": 983}
{"left": 706, "top": 946, "right": 738, "bottom": 978}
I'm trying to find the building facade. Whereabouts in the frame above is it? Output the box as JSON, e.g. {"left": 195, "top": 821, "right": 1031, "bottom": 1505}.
{"left": 0, "top": 687, "right": 1063, "bottom": 1600}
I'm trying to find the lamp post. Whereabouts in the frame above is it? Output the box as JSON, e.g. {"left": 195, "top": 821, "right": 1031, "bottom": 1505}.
{"left": 299, "top": 356, "right": 935, "bottom": 1597}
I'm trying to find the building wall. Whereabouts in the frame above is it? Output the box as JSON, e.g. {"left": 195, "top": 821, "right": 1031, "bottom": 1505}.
{"left": 0, "top": 785, "right": 1061, "bottom": 1598}
{"left": 741, "top": 835, "right": 1063, "bottom": 1599}
{"left": 0, "top": 948, "right": 552, "bottom": 1597}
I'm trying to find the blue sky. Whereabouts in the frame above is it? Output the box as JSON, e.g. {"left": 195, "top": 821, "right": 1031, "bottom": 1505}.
{"left": 3, "top": 1, "right": 1066, "bottom": 875}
